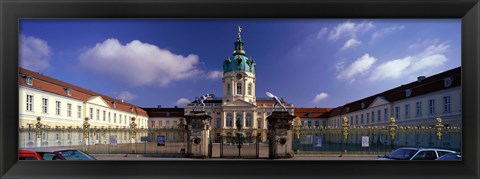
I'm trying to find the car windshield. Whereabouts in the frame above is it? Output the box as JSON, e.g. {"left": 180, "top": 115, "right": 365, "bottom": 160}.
{"left": 386, "top": 149, "right": 418, "bottom": 160}
{"left": 58, "top": 150, "right": 95, "bottom": 160}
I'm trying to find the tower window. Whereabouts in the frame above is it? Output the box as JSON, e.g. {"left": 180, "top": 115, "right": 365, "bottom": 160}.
{"left": 248, "top": 83, "right": 252, "bottom": 95}
{"left": 227, "top": 84, "right": 231, "bottom": 95}
{"left": 236, "top": 83, "right": 242, "bottom": 95}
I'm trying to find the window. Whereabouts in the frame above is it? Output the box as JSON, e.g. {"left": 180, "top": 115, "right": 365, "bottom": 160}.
{"left": 89, "top": 108, "right": 93, "bottom": 119}
{"left": 361, "top": 103, "right": 365, "bottom": 109}
{"left": 56, "top": 101, "right": 61, "bottom": 115}
{"left": 443, "top": 96, "right": 451, "bottom": 113}
{"left": 371, "top": 111, "right": 375, "bottom": 123}
{"left": 173, "top": 121, "right": 178, "bottom": 127}
{"left": 248, "top": 83, "right": 252, "bottom": 95}
{"left": 384, "top": 108, "right": 388, "bottom": 121}
{"left": 246, "top": 113, "right": 252, "bottom": 127}
{"left": 226, "top": 113, "right": 233, "bottom": 127}
{"left": 307, "top": 121, "right": 312, "bottom": 127}
{"left": 103, "top": 111, "right": 106, "bottom": 121}
{"left": 355, "top": 115, "right": 358, "bottom": 125}
{"left": 96, "top": 109, "right": 99, "bottom": 120}
{"left": 166, "top": 120, "right": 170, "bottom": 127}
{"left": 26, "top": 76, "right": 33, "bottom": 85}
{"left": 236, "top": 113, "right": 243, "bottom": 127}
{"left": 26, "top": 95, "right": 34, "bottom": 111}
{"left": 377, "top": 110, "right": 381, "bottom": 122}
{"left": 444, "top": 77, "right": 452, "bottom": 87}
{"left": 301, "top": 121, "right": 304, "bottom": 126}
{"left": 361, "top": 114, "right": 364, "bottom": 124}
{"left": 406, "top": 89, "right": 412, "bottom": 97}
{"left": 429, "top": 99, "right": 436, "bottom": 115}
{"left": 257, "top": 118, "right": 262, "bottom": 129}
{"left": 119, "top": 114, "right": 122, "bottom": 124}
{"left": 77, "top": 106, "right": 81, "bottom": 118}
{"left": 124, "top": 115, "right": 127, "bottom": 124}
{"left": 227, "top": 84, "right": 231, "bottom": 95}
{"left": 159, "top": 120, "right": 163, "bottom": 127}
{"left": 108, "top": 112, "right": 111, "bottom": 122}
{"left": 366, "top": 113, "right": 370, "bottom": 123}
{"left": 114, "top": 113, "right": 117, "bottom": 123}
{"left": 166, "top": 112, "right": 170, "bottom": 117}
{"left": 151, "top": 121, "right": 155, "bottom": 128}
{"left": 350, "top": 116, "right": 353, "bottom": 125}
{"left": 236, "top": 83, "right": 242, "bottom": 95}
{"left": 395, "top": 106, "right": 400, "bottom": 119}
{"left": 66, "top": 88, "right": 72, "bottom": 96}
{"left": 216, "top": 118, "right": 221, "bottom": 129}
{"left": 42, "top": 98, "right": 48, "bottom": 113}
{"left": 67, "top": 103, "right": 72, "bottom": 117}
{"left": 405, "top": 104, "right": 410, "bottom": 119}
{"left": 266, "top": 112, "right": 271, "bottom": 116}
{"left": 416, "top": 102, "right": 422, "bottom": 117}
{"left": 315, "top": 120, "right": 320, "bottom": 127}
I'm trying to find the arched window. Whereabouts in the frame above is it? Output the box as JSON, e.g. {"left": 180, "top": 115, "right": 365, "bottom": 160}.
{"left": 248, "top": 83, "right": 252, "bottom": 95}
{"left": 216, "top": 118, "right": 221, "bottom": 129}
{"left": 236, "top": 82, "right": 242, "bottom": 95}
{"left": 246, "top": 113, "right": 252, "bottom": 127}
{"left": 227, "top": 83, "right": 231, "bottom": 95}
{"left": 226, "top": 113, "right": 233, "bottom": 127}
{"left": 235, "top": 113, "right": 243, "bottom": 127}
{"left": 257, "top": 118, "right": 262, "bottom": 129}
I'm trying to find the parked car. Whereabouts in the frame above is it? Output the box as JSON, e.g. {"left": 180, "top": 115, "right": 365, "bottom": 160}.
{"left": 377, "top": 147, "right": 455, "bottom": 160}
{"left": 28, "top": 147, "right": 96, "bottom": 160}
{"left": 19, "top": 149, "right": 43, "bottom": 160}
{"left": 436, "top": 152, "right": 461, "bottom": 161}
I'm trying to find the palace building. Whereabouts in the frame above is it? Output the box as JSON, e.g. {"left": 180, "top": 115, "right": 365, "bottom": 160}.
{"left": 19, "top": 67, "right": 148, "bottom": 147}
{"left": 184, "top": 27, "right": 294, "bottom": 142}
{"left": 18, "top": 27, "right": 461, "bottom": 148}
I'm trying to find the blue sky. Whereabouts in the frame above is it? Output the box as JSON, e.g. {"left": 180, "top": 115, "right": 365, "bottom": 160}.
{"left": 19, "top": 19, "right": 461, "bottom": 108}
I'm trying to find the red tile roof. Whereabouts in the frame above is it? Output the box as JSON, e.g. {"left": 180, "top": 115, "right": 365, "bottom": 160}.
{"left": 328, "top": 67, "right": 461, "bottom": 118}
{"left": 142, "top": 108, "right": 185, "bottom": 117}
{"left": 19, "top": 67, "right": 147, "bottom": 117}
{"left": 293, "top": 108, "right": 332, "bottom": 118}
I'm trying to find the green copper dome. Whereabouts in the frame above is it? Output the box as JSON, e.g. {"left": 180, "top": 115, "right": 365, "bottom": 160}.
{"left": 223, "top": 27, "right": 256, "bottom": 74}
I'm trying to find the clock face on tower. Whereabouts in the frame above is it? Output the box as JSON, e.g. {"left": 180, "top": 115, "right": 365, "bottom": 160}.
{"left": 236, "top": 73, "right": 243, "bottom": 80}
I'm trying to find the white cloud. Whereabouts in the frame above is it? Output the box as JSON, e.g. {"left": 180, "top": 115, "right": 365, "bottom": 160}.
{"left": 20, "top": 35, "right": 52, "bottom": 71}
{"left": 207, "top": 70, "right": 223, "bottom": 80}
{"left": 312, "top": 93, "right": 329, "bottom": 103}
{"left": 116, "top": 91, "right": 137, "bottom": 101}
{"left": 175, "top": 98, "right": 191, "bottom": 106}
{"left": 371, "top": 25, "right": 405, "bottom": 40}
{"left": 79, "top": 38, "right": 202, "bottom": 86}
{"left": 316, "top": 27, "right": 329, "bottom": 40}
{"left": 336, "top": 53, "right": 377, "bottom": 80}
{"left": 328, "top": 21, "right": 374, "bottom": 42}
{"left": 370, "top": 42, "right": 449, "bottom": 81}
{"left": 340, "top": 38, "right": 362, "bottom": 51}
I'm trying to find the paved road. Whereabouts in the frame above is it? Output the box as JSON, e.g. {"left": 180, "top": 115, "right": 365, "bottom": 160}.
{"left": 91, "top": 154, "right": 379, "bottom": 160}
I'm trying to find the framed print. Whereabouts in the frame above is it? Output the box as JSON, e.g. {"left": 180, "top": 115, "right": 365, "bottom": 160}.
{"left": 1, "top": 0, "right": 479, "bottom": 179}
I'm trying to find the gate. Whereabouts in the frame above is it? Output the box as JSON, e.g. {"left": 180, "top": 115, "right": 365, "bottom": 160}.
{"left": 215, "top": 135, "right": 261, "bottom": 158}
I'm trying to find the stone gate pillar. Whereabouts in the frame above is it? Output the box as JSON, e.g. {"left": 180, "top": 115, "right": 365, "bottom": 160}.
{"left": 185, "top": 111, "right": 212, "bottom": 158}
{"left": 267, "top": 111, "right": 295, "bottom": 159}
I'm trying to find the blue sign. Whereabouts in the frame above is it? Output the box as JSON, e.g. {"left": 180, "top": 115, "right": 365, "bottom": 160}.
{"left": 109, "top": 135, "right": 117, "bottom": 145}
{"left": 157, "top": 136, "right": 166, "bottom": 146}
{"left": 141, "top": 136, "right": 151, "bottom": 142}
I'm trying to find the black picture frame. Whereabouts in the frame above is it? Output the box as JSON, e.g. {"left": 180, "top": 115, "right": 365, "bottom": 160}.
{"left": 1, "top": 0, "right": 479, "bottom": 178}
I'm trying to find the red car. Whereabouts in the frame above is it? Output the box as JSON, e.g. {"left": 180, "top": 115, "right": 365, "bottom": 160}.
{"left": 19, "top": 149, "right": 42, "bottom": 160}
{"left": 28, "top": 147, "right": 96, "bottom": 160}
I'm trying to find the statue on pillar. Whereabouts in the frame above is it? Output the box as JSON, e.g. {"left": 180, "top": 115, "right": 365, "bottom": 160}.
{"left": 193, "top": 93, "right": 215, "bottom": 111}
{"left": 266, "top": 92, "right": 286, "bottom": 111}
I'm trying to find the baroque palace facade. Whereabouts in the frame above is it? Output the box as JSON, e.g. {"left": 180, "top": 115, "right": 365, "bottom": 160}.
{"left": 18, "top": 27, "right": 461, "bottom": 148}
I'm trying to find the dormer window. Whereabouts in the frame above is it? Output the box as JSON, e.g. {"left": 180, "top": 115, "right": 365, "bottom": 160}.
{"left": 307, "top": 112, "right": 312, "bottom": 117}
{"left": 346, "top": 107, "right": 350, "bottom": 113}
{"left": 65, "top": 88, "right": 72, "bottom": 96}
{"left": 361, "top": 103, "right": 365, "bottom": 109}
{"left": 444, "top": 77, "right": 452, "bottom": 87}
{"left": 406, "top": 89, "right": 412, "bottom": 97}
{"left": 112, "top": 102, "right": 116, "bottom": 108}
{"left": 26, "top": 76, "right": 33, "bottom": 86}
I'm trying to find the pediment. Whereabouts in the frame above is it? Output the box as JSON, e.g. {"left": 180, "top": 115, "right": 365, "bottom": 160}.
{"left": 368, "top": 96, "right": 390, "bottom": 108}
{"left": 223, "top": 99, "right": 256, "bottom": 107}
{"left": 86, "top": 96, "right": 110, "bottom": 107}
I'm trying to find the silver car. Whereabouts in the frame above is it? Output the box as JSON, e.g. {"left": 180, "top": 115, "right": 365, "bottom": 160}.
{"left": 377, "top": 148, "right": 455, "bottom": 160}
